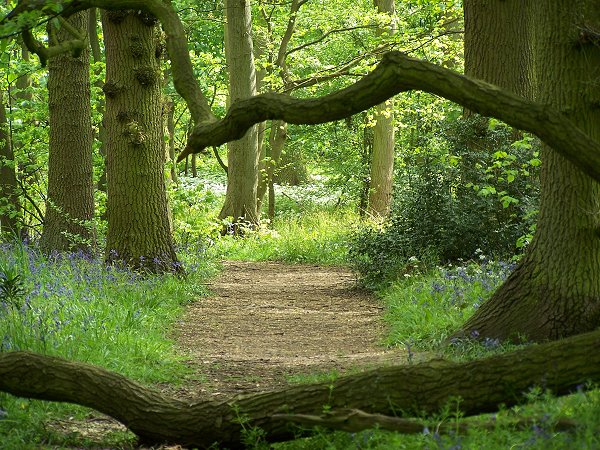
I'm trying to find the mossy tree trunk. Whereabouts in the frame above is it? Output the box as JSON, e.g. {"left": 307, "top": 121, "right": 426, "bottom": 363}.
{"left": 458, "top": 0, "right": 600, "bottom": 342}
{"left": 218, "top": 0, "right": 260, "bottom": 228}
{"left": 367, "top": 0, "right": 396, "bottom": 219}
{"left": 40, "top": 11, "right": 95, "bottom": 253}
{"left": 102, "top": 10, "right": 179, "bottom": 272}
{"left": 1, "top": 329, "right": 600, "bottom": 448}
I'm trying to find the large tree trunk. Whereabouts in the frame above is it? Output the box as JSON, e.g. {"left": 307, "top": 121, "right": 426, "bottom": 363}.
{"left": 367, "top": 0, "right": 396, "bottom": 219}
{"left": 458, "top": 0, "right": 600, "bottom": 341}
{"left": 218, "top": 0, "right": 260, "bottom": 228}
{"left": 40, "top": 11, "right": 95, "bottom": 253}
{"left": 463, "top": 0, "right": 531, "bottom": 99}
{"left": 0, "top": 89, "right": 19, "bottom": 239}
{"left": 102, "top": 11, "right": 179, "bottom": 272}
{"left": 1, "top": 329, "right": 599, "bottom": 448}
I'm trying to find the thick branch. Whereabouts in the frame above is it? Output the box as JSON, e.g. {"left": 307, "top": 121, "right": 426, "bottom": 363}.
{"left": 21, "top": 27, "right": 87, "bottom": 66}
{"left": 179, "top": 52, "right": 600, "bottom": 185}
{"left": 274, "top": 409, "right": 579, "bottom": 434}
{"left": 2, "top": 329, "right": 600, "bottom": 448}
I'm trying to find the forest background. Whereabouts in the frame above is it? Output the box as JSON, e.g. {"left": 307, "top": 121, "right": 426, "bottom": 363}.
{"left": 0, "top": 0, "right": 599, "bottom": 448}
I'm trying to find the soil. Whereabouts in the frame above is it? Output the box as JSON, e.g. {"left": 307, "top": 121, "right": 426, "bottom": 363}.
{"left": 171, "top": 260, "right": 408, "bottom": 398}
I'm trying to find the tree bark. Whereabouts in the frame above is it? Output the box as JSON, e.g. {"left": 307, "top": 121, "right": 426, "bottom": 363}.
{"left": 1, "top": 329, "right": 600, "bottom": 448}
{"left": 457, "top": 0, "right": 600, "bottom": 341}
{"left": 218, "top": 0, "right": 260, "bottom": 228}
{"left": 463, "top": 0, "right": 532, "bottom": 100}
{"left": 40, "top": 11, "right": 95, "bottom": 253}
{"left": 102, "top": 10, "right": 179, "bottom": 272}
{"left": 367, "top": 0, "right": 396, "bottom": 219}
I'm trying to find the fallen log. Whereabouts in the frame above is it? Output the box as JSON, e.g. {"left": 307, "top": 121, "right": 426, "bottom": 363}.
{"left": 1, "top": 329, "right": 599, "bottom": 448}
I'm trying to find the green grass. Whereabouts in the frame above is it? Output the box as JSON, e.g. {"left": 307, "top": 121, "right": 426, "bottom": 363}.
{"left": 2, "top": 196, "right": 600, "bottom": 449}
{"left": 0, "top": 241, "right": 217, "bottom": 448}
{"left": 381, "top": 259, "right": 516, "bottom": 351}
{"left": 211, "top": 208, "right": 354, "bottom": 265}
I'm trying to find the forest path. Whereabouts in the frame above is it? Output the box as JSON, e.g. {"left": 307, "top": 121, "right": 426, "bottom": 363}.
{"left": 172, "top": 260, "right": 409, "bottom": 398}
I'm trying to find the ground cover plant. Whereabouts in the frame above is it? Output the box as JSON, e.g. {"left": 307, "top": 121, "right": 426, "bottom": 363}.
{"left": 0, "top": 240, "right": 216, "bottom": 448}
{"left": 1, "top": 185, "right": 599, "bottom": 448}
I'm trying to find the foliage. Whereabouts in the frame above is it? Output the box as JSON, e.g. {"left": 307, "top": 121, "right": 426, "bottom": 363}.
{"left": 0, "top": 241, "right": 216, "bottom": 447}
{"left": 383, "top": 258, "right": 515, "bottom": 350}
{"left": 170, "top": 175, "right": 224, "bottom": 248}
{"left": 349, "top": 116, "right": 540, "bottom": 287}
{"left": 213, "top": 207, "right": 352, "bottom": 266}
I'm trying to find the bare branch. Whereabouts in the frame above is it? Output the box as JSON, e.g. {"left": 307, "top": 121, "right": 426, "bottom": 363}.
{"left": 286, "top": 25, "right": 376, "bottom": 56}
{"left": 179, "top": 52, "right": 600, "bottom": 189}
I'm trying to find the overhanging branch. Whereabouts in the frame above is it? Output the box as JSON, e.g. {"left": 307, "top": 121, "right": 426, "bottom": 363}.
{"left": 179, "top": 52, "right": 600, "bottom": 186}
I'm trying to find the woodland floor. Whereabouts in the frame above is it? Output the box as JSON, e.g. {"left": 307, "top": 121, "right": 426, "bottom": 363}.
{"left": 171, "top": 260, "right": 409, "bottom": 398}
{"left": 47, "top": 261, "right": 413, "bottom": 447}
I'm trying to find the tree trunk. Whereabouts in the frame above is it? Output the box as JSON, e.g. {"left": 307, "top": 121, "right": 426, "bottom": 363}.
{"left": 40, "top": 11, "right": 95, "bottom": 253}
{"left": 458, "top": 0, "right": 600, "bottom": 341}
{"left": 102, "top": 10, "right": 179, "bottom": 272}
{"left": 463, "top": 0, "right": 531, "bottom": 99}
{"left": 165, "top": 98, "right": 178, "bottom": 183}
{"left": 218, "top": 0, "right": 260, "bottom": 228}
{"left": 267, "top": 120, "right": 286, "bottom": 221}
{"left": 367, "top": 0, "right": 396, "bottom": 219}
{"left": 0, "top": 89, "right": 19, "bottom": 239}
{"left": 1, "top": 329, "right": 600, "bottom": 448}
{"left": 13, "top": 44, "right": 34, "bottom": 241}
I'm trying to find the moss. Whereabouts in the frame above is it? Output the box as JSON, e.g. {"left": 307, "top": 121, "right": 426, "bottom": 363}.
{"left": 154, "top": 35, "right": 166, "bottom": 59}
{"left": 137, "top": 11, "right": 159, "bottom": 27}
{"left": 129, "top": 36, "right": 145, "bottom": 59}
{"left": 102, "top": 81, "right": 121, "bottom": 98}
{"left": 116, "top": 111, "right": 136, "bottom": 123}
{"left": 123, "top": 120, "right": 145, "bottom": 146}
{"left": 106, "top": 10, "right": 129, "bottom": 24}
{"left": 134, "top": 67, "right": 159, "bottom": 87}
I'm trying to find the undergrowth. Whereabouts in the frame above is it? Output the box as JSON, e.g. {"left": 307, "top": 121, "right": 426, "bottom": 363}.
{"left": 211, "top": 208, "right": 353, "bottom": 265}
{"left": 0, "top": 241, "right": 216, "bottom": 448}
{"left": 2, "top": 184, "right": 598, "bottom": 449}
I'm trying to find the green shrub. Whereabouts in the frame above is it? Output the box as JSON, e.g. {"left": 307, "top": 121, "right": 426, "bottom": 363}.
{"left": 349, "top": 116, "right": 540, "bottom": 287}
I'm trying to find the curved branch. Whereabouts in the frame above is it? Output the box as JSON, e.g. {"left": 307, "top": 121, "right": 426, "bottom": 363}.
{"left": 21, "top": 26, "right": 87, "bottom": 66}
{"left": 2, "top": 329, "right": 600, "bottom": 448}
{"left": 212, "top": 146, "right": 228, "bottom": 174}
{"left": 179, "top": 52, "right": 600, "bottom": 186}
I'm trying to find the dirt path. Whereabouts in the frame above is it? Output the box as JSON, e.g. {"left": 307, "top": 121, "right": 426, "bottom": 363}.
{"left": 173, "top": 261, "right": 407, "bottom": 397}
{"left": 47, "top": 261, "right": 409, "bottom": 446}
